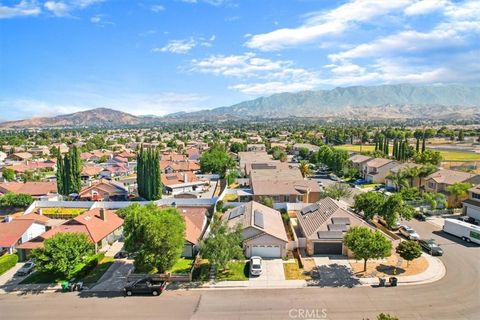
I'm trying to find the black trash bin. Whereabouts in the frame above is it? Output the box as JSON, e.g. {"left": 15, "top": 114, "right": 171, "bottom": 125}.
{"left": 389, "top": 277, "right": 398, "bottom": 287}
{"left": 378, "top": 277, "right": 386, "bottom": 287}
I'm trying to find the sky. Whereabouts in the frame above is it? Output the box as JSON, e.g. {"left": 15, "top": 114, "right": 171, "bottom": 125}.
{"left": 1, "top": 0, "right": 480, "bottom": 121}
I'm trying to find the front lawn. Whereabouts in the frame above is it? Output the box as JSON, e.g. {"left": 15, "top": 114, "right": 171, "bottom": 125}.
{"left": 283, "top": 262, "right": 309, "bottom": 280}
{"left": 169, "top": 258, "right": 194, "bottom": 274}
{"left": 21, "top": 253, "right": 112, "bottom": 285}
{"left": 216, "top": 261, "right": 248, "bottom": 281}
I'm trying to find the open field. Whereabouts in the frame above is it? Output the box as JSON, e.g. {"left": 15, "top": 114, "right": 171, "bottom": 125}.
{"left": 336, "top": 144, "right": 480, "bottom": 162}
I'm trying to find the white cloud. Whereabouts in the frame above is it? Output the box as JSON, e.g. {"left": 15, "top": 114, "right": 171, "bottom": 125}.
{"left": 179, "top": 0, "right": 227, "bottom": 5}
{"left": 153, "top": 36, "right": 215, "bottom": 54}
{"left": 191, "top": 53, "right": 321, "bottom": 95}
{"left": 43, "top": 0, "right": 103, "bottom": 17}
{"left": 0, "top": 0, "right": 41, "bottom": 19}
{"left": 44, "top": 1, "right": 69, "bottom": 16}
{"left": 151, "top": 4, "right": 165, "bottom": 12}
{"left": 404, "top": 0, "right": 448, "bottom": 16}
{"left": 245, "top": 0, "right": 413, "bottom": 51}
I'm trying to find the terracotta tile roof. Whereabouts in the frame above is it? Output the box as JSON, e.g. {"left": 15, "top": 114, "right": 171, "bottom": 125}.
{"left": 348, "top": 154, "right": 373, "bottom": 164}
{"left": 366, "top": 158, "right": 395, "bottom": 168}
{"left": 15, "top": 213, "right": 50, "bottom": 223}
{"left": 178, "top": 207, "right": 207, "bottom": 245}
{"left": 10, "top": 152, "right": 33, "bottom": 160}
{"left": 160, "top": 160, "right": 200, "bottom": 172}
{"left": 0, "top": 182, "right": 57, "bottom": 196}
{"left": 162, "top": 172, "right": 199, "bottom": 186}
{"left": 7, "top": 161, "right": 56, "bottom": 173}
{"left": 0, "top": 219, "right": 35, "bottom": 247}
{"left": 69, "top": 208, "right": 123, "bottom": 243}
{"left": 81, "top": 165, "right": 103, "bottom": 177}
{"left": 161, "top": 152, "right": 187, "bottom": 162}
{"left": 79, "top": 179, "right": 128, "bottom": 197}
{"left": 222, "top": 201, "right": 288, "bottom": 242}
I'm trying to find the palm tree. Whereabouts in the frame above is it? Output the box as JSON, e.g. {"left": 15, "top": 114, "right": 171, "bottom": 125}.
{"left": 386, "top": 171, "right": 409, "bottom": 191}
{"left": 299, "top": 160, "right": 313, "bottom": 178}
{"left": 446, "top": 182, "right": 472, "bottom": 208}
{"left": 404, "top": 166, "right": 420, "bottom": 187}
{"left": 418, "top": 165, "right": 438, "bottom": 188}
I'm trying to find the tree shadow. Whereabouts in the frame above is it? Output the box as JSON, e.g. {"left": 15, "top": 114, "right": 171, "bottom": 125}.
{"left": 307, "top": 263, "right": 361, "bottom": 288}
{"left": 375, "top": 264, "right": 405, "bottom": 276}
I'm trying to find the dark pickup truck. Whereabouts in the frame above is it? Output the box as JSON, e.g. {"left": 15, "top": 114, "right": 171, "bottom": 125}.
{"left": 124, "top": 277, "right": 167, "bottom": 296}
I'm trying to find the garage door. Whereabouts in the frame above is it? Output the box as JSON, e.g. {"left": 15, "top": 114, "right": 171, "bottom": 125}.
{"left": 313, "top": 242, "right": 342, "bottom": 255}
{"left": 466, "top": 207, "right": 480, "bottom": 221}
{"left": 250, "top": 245, "right": 281, "bottom": 258}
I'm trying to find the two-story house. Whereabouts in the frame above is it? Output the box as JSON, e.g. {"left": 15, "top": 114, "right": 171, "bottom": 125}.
{"left": 424, "top": 169, "right": 480, "bottom": 207}
{"left": 348, "top": 154, "right": 373, "bottom": 177}
{"left": 462, "top": 185, "right": 480, "bottom": 221}
{"left": 364, "top": 158, "right": 398, "bottom": 184}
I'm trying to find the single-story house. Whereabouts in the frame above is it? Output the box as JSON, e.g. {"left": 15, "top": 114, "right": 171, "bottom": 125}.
{"left": 222, "top": 201, "right": 288, "bottom": 258}
{"left": 178, "top": 207, "right": 208, "bottom": 258}
{"left": 296, "top": 197, "right": 374, "bottom": 256}
{"left": 79, "top": 179, "right": 129, "bottom": 201}
{"left": 246, "top": 144, "right": 266, "bottom": 152}
{"left": 0, "top": 214, "right": 48, "bottom": 255}
{"left": 8, "top": 152, "right": 33, "bottom": 162}
{"left": 0, "top": 181, "right": 58, "bottom": 199}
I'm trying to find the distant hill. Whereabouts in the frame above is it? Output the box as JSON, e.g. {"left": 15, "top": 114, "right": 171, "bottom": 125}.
{"left": 0, "top": 108, "right": 149, "bottom": 128}
{"left": 169, "top": 84, "right": 480, "bottom": 120}
{"left": 2, "top": 84, "right": 480, "bottom": 128}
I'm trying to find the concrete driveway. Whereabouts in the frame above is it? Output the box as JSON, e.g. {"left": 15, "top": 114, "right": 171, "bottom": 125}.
{"left": 0, "top": 262, "right": 26, "bottom": 287}
{"left": 309, "top": 256, "right": 360, "bottom": 287}
{"left": 89, "top": 259, "right": 134, "bottom": 292}
{"left": 249, "top": 259, "right": 285, "bottom": 282}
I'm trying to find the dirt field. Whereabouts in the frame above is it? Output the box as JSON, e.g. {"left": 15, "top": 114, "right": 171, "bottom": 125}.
{"left": 349, "top": 254, "right": 428, "bottom": 278}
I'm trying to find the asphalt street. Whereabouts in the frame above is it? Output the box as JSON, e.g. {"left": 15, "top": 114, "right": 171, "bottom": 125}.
{"left": 0, "top": 218, "right": 478, "bottom": 320}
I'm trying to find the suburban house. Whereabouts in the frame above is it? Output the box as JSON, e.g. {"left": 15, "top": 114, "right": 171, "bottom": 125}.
{"left": 424, "top": 169, "right": 480, "bottom": 207}
{"left": 238, "top": 151, "right": 275, "bottom": 175}
{"left": 0, "top": 214, "right": 48, "bottom": 255}
{"left": 0, "top": 151, "right": 7, "bottom": 163}
{"left": 80, "top": 165, "right": 103, "bottom": 181}
{"left": 186, "top": 147, "right": 201, "bottom": 161}
{"left": 363, "top": 158, "right": 398, "bottom": 183}
{"left": 246, "top": 144, "right": 266, "bottom": 152}
{"left": 8, "top": 152, "right": 33, "bottom": 162}
{"left": 295, "top": 197, "right": 374, "bottom": 255}
{"left": 160, "top": 159, "right": 200, "bottom": 174}
{"left": 291, "top": 143, "right": 320, "bottom": 155}
{"left": 385, "top": 163, "right": 423, "bottom": 189}
{"left": 222, "top": 201, "right": 288, "bottom": 258}
{"left": 17, "top": 208, "right": 123, "bottom": 258}
{"left": 348, "top": 154, "right": 373, "bottom": 174}
{"left": 0, "top": 181, "right": 58, "bottom": 200}
{"left": 178, "top": 207, "right": 208, "bottom": 258}
{"left": 462, "top": 185, "right": 480, "bottom": 221}
{"left": 100, "top": 163, "right": 131, "bottom": 178}
{"left": 5, "top": 160, "right": 56, "bottom": 175}
{"left": 79, "top": 179, "right": 129, "bottom": 201}
{"left": 249, "top": 163, "right": 321, "bottom": 203}
{"left": 162, "top": 172, "right": 209, "bottom": 196}
{"left": 27, "top": 146, "right": 50, "bottom": 157}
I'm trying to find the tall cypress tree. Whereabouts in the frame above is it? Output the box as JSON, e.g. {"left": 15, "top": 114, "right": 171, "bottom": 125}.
{"left": 56, "top": 154, "right": 64, "bottom": 195}
{"left": 422, "top": 135, "right": 426, "bottom": 153}
{"left": 137, "top": 146, "right": 162, "bottom": 201}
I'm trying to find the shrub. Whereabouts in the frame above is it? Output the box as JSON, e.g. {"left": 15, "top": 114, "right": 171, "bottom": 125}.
{"left": 0, "top": 254, "right": 19, "bottom": 276}
{"left": 0, "top": 193, "right": 34, "bottom": 208}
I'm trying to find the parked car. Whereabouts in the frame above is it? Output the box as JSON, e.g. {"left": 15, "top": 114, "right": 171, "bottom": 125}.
{"left": 329, "top": 174, "right": 340, "bottom": 181}
{"left": 418, "top": 239, "right": 444, "bottom": 256}
{"left": 16, "top": 261, "right": 35, "bottom": 276}
{"left": 114, "top": 251, "right": 129, "bottom": 259}
{"left": 378, "top": 218, "right": 401, "bottom": 231}
{"left": 399, "top": 225, "right": 420, "bottom": 240}
{"left": 354, "top": 179, "right": 368, "bottom": 185}
{"left": 415, "top": 213, "right": 427, "bottom": 221}
{"left": 458, "top": 216, "right": 479, "bottom": 226}
{"left": 249, "top": 256, "right": 263, "bottom": 276}
{"left": 124, "top": 277, "right": 167, "bottom": 296}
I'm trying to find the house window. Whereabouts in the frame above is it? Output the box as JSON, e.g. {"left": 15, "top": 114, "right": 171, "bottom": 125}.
{"left": 428, "top": 182, "right": 435, "bottom": 189}
{"left": 472, "top": 193, "right": 480, "bottom": 200}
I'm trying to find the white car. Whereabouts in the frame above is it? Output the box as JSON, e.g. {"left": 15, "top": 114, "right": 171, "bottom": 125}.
{"left": 249, "top": 256, "right": 262, "bottom": 276}
{"left": 399, "top": 225, "right": 420, "bottom": 240}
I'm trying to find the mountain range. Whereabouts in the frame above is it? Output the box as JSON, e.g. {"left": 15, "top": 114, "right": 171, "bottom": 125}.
{"left": 2, "top": 84, "right": 480, "bottom": 128}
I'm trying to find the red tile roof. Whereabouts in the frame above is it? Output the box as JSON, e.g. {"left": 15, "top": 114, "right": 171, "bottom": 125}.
{"left": 0, "top": 220, "right": 35, "bottom": 247}
{"left": 0, "top": 182, "right": 57, "bottom": 196}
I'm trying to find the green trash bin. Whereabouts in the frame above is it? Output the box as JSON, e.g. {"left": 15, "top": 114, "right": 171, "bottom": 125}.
{"left": 61, "top": 281, "right": 69, "bottom": 292}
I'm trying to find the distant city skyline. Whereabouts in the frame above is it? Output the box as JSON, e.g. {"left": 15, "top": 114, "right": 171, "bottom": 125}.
{"left": 1, "top": 0, "right": 480, "bottom": 120}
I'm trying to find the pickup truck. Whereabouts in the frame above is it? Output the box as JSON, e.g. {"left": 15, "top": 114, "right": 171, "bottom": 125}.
{"left": 124, "top": 277, "right": 167, "bottom": 296}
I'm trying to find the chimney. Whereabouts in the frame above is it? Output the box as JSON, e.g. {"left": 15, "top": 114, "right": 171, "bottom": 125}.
{"left": 39, "top": 208, "right": 43, "bottom": 216}
{"left": 100, "top": 208, "right": 106, "bottom": 221}
{"left": 4, "top": 215, "right": 12, "bottom": 223}
{"left": 183, "top": 173, "right": 188, "bottom": 183}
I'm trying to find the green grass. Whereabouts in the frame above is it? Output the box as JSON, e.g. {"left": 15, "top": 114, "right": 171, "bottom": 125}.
{"left": 359, "top": 183, "right": 381, "bottom": 189}
{"left": 169, "top": 258, "right": 194, "bottom": 274}
{"left": 20, "top": 253, "right": 112, "bottom": 285}
{"left": 335, "top": 144, "right": 480, "bottom": 162}
{"left": 216, "top": 261, "right": 248, "bottom": 281}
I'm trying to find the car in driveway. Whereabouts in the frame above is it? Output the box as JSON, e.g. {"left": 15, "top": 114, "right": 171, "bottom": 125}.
{"left": 378, "top": 218, "right": 401, "bottom": 231}
{"left": 399, "top": 225, "right": 420, "bottom": 240}
{"left": 415, "top": 212, "right": 427, "bottom": 221}
{"left": 114, "top": 251, "right": 129, "bottom": 259}
{"left": 458, "top": 216, "right": 479, "bottom": 225}
{"left": 418, "top": 239, "right": 444, "bottom": 256}
{"left": 15, "top": 261, "right": 35, "bottom": 276}
{"left": 124, "top": 277, "right": 166, "bottom": 296}
{"left": 249, "top": 256, "right": 262, "bottom": 276}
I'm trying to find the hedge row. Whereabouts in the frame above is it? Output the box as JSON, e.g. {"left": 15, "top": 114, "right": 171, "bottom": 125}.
{"left": 0, "top": 254, "right": 19, "bottom": 276}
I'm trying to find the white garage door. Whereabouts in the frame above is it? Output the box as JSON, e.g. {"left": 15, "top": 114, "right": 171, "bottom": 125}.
{"left": 250, "top": 245, "right": 281, "bottom": 258}
{"left": 467, "top": 206, "right": 480, "bottom": 221}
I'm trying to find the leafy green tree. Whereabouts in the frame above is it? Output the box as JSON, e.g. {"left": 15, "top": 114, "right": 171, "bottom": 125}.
{"left": 321, "top": 183, "right": 352, "bottom": 201}
{"left": 200, "top": 218, "right": 244, "bottom": 270}
{"left": 396, "top": 240, "right": 422, "bottom": 266}
{"left": 343, "top": 227, "right": 392, "bottom": 271}
{"left": 380, "top": 194, "right": 414, "bottom": 228}
{"left": 0, "top": 193, "right": 34, "bottom": 208}
{"left": 229, "top": 142, "right": 246, "bottom": 153}
{"left": 271, "top": 147, "right": 287, "bottom": 162}
{"left": 298, "top": 147, "right": 310, "bottom": 160}
{"left": 353, "top": 191, "right": 385, "bottom": 220}
{"left": 200, "top": 144, "right": 235, "bottom": 178}
{"left": 1, "top": 167, "right": 15, "bottom": 181}
{"left": 377, "top": 313, "right": 399, "bottom": 320}
{"left": 31, "top": 233, "right": 94, "bottom": 278}
{"left": 259, "top": 196, "right": 274, "bottom": 208}
{"left": 413, "top": 150, "right": 442, "bottom": 166}
{"left": 446, "top": 182, "right": 472, "bottom": 207}
{"left": 121, "top": 203, "right": 185, "bottom": 273}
